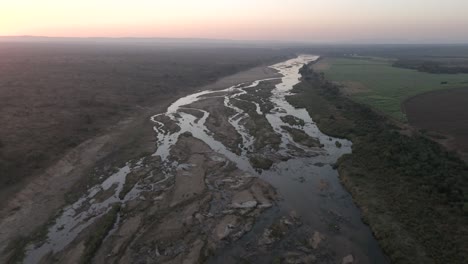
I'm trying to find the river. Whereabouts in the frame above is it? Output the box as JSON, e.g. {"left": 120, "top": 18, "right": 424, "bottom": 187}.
{"left": 23, "top": 55, "right": 387, "bottom": 264}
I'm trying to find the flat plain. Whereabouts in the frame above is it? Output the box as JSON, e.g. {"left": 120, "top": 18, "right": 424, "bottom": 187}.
{"left": 404, "top": 87, "right": 468, "bottom": 160}
{"left": 314, "top": 57, "right": 468, "bottom": 121}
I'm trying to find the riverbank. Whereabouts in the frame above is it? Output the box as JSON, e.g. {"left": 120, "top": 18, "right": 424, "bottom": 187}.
{"left": 287, "top": 64, "right": 468, "bottom": 263}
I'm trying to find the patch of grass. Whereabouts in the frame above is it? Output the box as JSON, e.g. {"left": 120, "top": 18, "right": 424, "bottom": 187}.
{"left": 281, "top": 126, "right": 321, "bottom": 148}
{"left": 335, "top": 141, "right": 342, "bottom": 148}
{"left": 315, "top": 57, "right": 468, "bottom": 121}
{"left": 81, "top": 204, "right": 121, "bottom": 264}
{"left": 288, "top": 64, "right": 468, "bottom": 264}
{"left": 280, "top": 115, "right": 305, "bottom": 127}
{"left": 249, "top": 155, "right": 273, "bottom": 170}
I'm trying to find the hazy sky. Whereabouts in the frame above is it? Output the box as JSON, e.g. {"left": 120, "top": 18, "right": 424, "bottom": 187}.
{"left": 1, "top": 0, "right": 468, "bottom": 43}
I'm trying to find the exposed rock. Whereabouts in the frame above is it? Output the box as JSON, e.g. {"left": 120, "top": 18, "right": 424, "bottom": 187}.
{"left": 281, "top": 218, "right": 294, "bottom": 226}
{"left": 170, "top": 154, "right": 206, "bottom": 207}
{"left": 231, "top": 217, "right": 254, "bottom": 240}
{"left": 288, "top": 210, "right": 302, "bottom": 225}
{"left": 182, "top": 239, "right": 204, "bottom": 264}
{"left": 283, "top": 251, "right": 316, "bottom": 264}
{"left": 258, "top": 228, "right": 276, "bottom": 246}
{"left": 214, "top": 215, "right": 239, "bottom": 240}
{"left": 110, "top": 216, "right": 142, "bottom": 256}
{"left": 250, "top": 181, "right": 275, "bottom": 208}
{"left": 258, "top": 216, "right": 296, "bottom": 246}
{"left": 289, "top": 210, "right": 299, "bottom": 220}
{"left": 308, "top": 231, "right": 325, "bottom": 249}
{"left": 230, "top": 190, "right": 257, "bottom": 209}
{"left": 318, "top": 179, "right": 330, "bottom": 191}
{"left": 342, "top": 254, "right": 354, "bottom": 264}
{"left": 194, "top": 213, "right": 204, "bottom": 224}
{"left": 59, "top": 241, "right": 85, "bottom": 264}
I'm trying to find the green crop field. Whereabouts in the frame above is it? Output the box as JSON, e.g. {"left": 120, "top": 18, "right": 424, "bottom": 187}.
{"left": 315, "top": 57, "right": 468, "bottom": 121}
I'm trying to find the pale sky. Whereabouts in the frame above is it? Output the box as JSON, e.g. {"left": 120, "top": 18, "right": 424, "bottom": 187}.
{"left": 1, "top": 0, "right": 468, "bottom": 43}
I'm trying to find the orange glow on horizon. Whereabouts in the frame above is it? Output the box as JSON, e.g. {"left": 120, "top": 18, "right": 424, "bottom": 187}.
{"left": 1, "top": 0, "right": 468, "bottom": 43}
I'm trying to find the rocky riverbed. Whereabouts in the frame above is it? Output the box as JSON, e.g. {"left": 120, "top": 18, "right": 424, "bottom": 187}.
{"left": 20, "top": 55, "right": 388, "bottom": 264}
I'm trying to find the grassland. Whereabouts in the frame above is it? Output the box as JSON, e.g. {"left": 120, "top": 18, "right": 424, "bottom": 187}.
{"left": 314, "top": 57, "right": 468, "bottom": 121}
{"left": 287, "top": 65, "right": 468, "bottom": 264}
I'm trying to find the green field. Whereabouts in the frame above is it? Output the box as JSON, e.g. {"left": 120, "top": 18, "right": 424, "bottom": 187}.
{"left": 315, "top": 57, "right": 468, "bottom": 121}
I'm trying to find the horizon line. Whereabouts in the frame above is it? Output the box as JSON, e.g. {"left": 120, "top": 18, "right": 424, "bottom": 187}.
{"left": 1, "top": 35, "right": 468, "bottom": 46}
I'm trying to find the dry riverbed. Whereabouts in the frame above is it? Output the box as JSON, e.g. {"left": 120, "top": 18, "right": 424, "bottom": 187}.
{"left": 41, "top": 133, "right": 278, "bottom": 263}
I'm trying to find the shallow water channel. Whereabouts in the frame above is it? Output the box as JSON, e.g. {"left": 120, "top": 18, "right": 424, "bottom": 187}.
{"left": 23, "top": 55, "right": 387, "bottom": 263}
